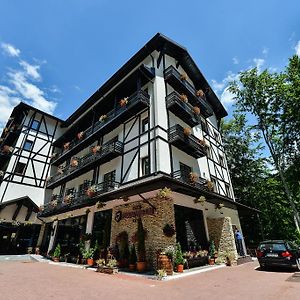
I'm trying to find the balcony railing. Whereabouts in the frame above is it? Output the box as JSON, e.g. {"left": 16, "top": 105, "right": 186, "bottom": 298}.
{"left": 168, "top": 125, "right": 207, "bottom": 158}
{"left": 164, "top": 65, "right": 213, "bottom": 118}
{"left": 47, "top": 140, "right": 123, "bottom": 189}
{"left": 172, "top": 170, "right": 209, "bottom": 191}
{"left": 40, "top": 180, "right": 119, "bottom": 216}
{"left": 166, "top": 91, "right": 201, "bottom": 127}
{"left": 52, "top": 90, "right": 150, "bottom": 166}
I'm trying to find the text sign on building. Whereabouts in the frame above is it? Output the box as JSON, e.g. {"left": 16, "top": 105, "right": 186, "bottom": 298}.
{"left": 115, "top": 207, "right": 155, "bottom": 222}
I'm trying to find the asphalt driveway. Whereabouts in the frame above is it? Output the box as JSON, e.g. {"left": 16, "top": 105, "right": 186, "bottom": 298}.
{"left": 0, "top": 259, "right": 298, "bottom": 300}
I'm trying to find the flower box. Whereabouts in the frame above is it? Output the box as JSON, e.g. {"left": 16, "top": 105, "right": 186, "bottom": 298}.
{"left": 97, "top": 266, "right": 118, "bottom": 274}
{"left": 185, "top": 256, "right": 208, "bottom": 268}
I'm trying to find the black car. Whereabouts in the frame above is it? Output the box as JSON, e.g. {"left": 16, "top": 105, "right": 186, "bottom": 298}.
{"left": 256, "top": 240, "right": 300, "bottom": 270}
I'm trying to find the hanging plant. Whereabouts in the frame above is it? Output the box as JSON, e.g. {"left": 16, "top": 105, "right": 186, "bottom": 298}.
{"left": 194, "top": 196, "right": 206, "bottom": 205}
{"left": 180, "top": 72, "right": 188, "bottom": 81}
{"left": 163, "top": 224, "right": 176, "bottom": 237}
{"left": 189, "top": 172, "right": 199, "bottom": 183}
{"left": 206, "top": 180, "right": 214, "bottom": 191}
{"left": 39, "top": 205, "right": 45, "bottom": 212}
{"left": 157, "top": 187, "right": 172, "bottom": 198}
{"left": 2, "top": 145, "right": 13, "bottom": 153}
{"left": 77, "top": 131, "right": 85, "bottom": 140}
{"left": 91, "top": 145, "right": 101, "bottom": 154}
{"left": 50, "top": 200, "right": 58, "bottom": 208}
{"left": 196, "top": 89, "right": 205, "bottom": 98}
{"left": 183, "top": 127, "right": 191, "bottom": 136}
{"left": 96, "top": 201, "right": 106, "bottom": 209}
{"left": 199, "top": 139, "right": 208, "bottom": 147}
{"left": 193, "top": 106, "right": 201, "bottom": 115}
{"left": 63, "top": 142, "right": 70, "bottom": 150}
{"left": 215, "top": 203, "right": 224, "bottom": 210}
{"left": 122, "top": 196, "right": 129, "bottom": 202}
{"left": 57, "top": 165, "right": 64, "bottom": 175}
{"left": 119, "top": 97, "right": 129, "bottom": 107}
{"left": 99, "top": 114, "right": 107, "bottom": 122}
{"left": 180, "top": 94, "right": 188, "bottom": 103}
{"left": 50, "top": 153, "right": 58, "bottom": 161}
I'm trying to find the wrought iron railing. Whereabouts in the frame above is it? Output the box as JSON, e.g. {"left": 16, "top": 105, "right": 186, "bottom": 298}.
{"left": 53, "top": 90, "right": 149, "bottom": 164}
{"left": 172, "top": 170, "right": 208, "bottom": 190}
{"left": 47, "top": 140, "right": 123, "bottom": 187}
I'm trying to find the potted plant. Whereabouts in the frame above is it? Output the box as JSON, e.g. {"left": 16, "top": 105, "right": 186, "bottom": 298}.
{"left": 180, "top": 72, "right": 188, "bottom": 81}
{"left": 196, "top": 89, "right": 205, "bottom": 98}
{"left": 174, "top": 243, "right": 185, "bottom": 272}
{"left": 2, "top": 145, "right": 13, "bottom": 154}
{"left": 208, "top": 241, "right": 216, "bottom": 265}
{"left": 77, "top": 131, "right": 84, "bottom": 140}
{"left": 53, "top": 244, "right": 61, "bottom": 262}
{"left": 193, "top": 106, "right": 201, "bottom": 115}
{"left": 158, "top": 246, "right": 175, "bottom": 275}
{"left": 82, "top": 247, "right": 96, "bottom": 266}
{"left": 117, "top": 231, "right": 129, "bottom": 268}
{"left": 86, "top": 185, "right": 97, "bottom": 197}
{"left": 189, "top": 172, "right": 198, "bottom": 183}
{"left": 199, "top": 139, "right": 207, "bottom": 147}
{"left": 183, "top": 127, "right": 191, "bottom": 136}
{"left": 50, "top": 153, "right": 58, "bottom": 161}
{"left": 70, "top": 157, "right": 79, "bottom": 167}
{"left": 63, "top": 142, "right": 70, "bottom": 151}
{"left": 206, "top": 180, "right": 214, "bottom": 191}
{"left": 215, "top": 203, "right": 224, "bottom": 209}
{"left": 129, "top": 245, "right": 137, "bottom": 271}
{"left": 119, "top": 97, "right": 128, "bottom": 107}
{"left": 99, "top": 114, "right": 107, "bottom": 122}
{"left": 63, "top": 194, "right": 74, "bottom": 205}
{"left": 136, "top": 218, "right": 146, "bottom": 272}
{"left": 225, "top": 251, "right": 236, "bottom": 266}
{"left": 91, "top": 145, "right": 101, "bottom": 154}
{"left": 180, "top": 94, "right": 188, "bottom": 103}
{"left": 163, "top": 224, "right": 176, "bottom": 237}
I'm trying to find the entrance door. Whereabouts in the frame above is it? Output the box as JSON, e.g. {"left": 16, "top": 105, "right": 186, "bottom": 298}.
{"left": 175, "top": 205, "right": 208, "bottom": 251}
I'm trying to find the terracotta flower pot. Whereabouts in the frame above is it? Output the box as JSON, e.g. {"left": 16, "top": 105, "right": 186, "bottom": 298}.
{"left": 136, "top": 261, "right": 146, "bottom": 273}
{"left": 177, "top": 264, "right": 184, "bottom": 273}
{"left": 86, "top": 190, "right": 96, "bottom": 198}
{"left": 53, "top": 257, "right": 59, "bottom": 262}
{"left": 208, "top": 258, "right": 215, "bottom": 265}
{"left": 129, "top": 264, "right": 136, "bottom": 271}
{"left": 87, "top": 258, "right": 94, "bottom": 266}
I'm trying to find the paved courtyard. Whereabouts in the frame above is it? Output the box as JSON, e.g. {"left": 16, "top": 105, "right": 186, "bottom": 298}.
{"left": 0, "top": 259, "right": 299, "bottom": 300}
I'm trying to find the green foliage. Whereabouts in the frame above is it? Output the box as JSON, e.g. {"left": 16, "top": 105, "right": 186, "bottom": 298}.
{"left": 137, "top": 218, "right": 146, "bottom": 262}
{"left": 53, "top": 244, "right": 61, "bottom": 258}
{"left": 82, "top": 247, "right": 96, "bottom": 259}
{"left": 208, "top": 241, "right": 216, "bottom": 258}
{"left": 174, "top": 243, "right": 184, "bottom": 266}
{"left": 129, "top": 245, "right": 137, "bottom": 265}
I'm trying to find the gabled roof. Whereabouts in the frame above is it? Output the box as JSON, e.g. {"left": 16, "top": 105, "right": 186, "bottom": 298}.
{"left": 64, "top": 33, "right": 227, "bottom": 126}
{"left": 0, "top": 196, "right": 40, "bottom": 213}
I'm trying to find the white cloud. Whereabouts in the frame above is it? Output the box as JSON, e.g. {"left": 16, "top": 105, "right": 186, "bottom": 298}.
{"left": 295, "top": 41, "right": 300, "bottom": 57}
{"left": 8, "top": 70, "right": 56, "bottom": 114}
{"left": 0, "top": 42, "right": 58, "bottom": 135}
{"left": 19, "top": 60, "right": 41, "bottom": 81}
{"left": 220, "top": 88, "right": 236, "bottom": 108}
{"left": 253, "top": 58, "right": 265, "bottom": 72}
{"left": 211, "top": 79, "right": 225, "bottom": 94}
{"left": 1, "top": 43, "right": 21, "bottom": 57}
{"left": 232, "top": 57, "right": 239, "bottom": 65}
{"left": 262, "top": 47, "right": 268, "bottom": 55}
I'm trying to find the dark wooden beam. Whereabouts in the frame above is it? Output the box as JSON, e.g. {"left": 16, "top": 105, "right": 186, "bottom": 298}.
{"left": 12, "top": 201, "right": 23, "bottom": 220}
{"left": 25, "top": 206, "right": 33, "bottom": 221}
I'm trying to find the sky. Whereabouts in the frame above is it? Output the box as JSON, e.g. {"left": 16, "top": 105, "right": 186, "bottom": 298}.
{"left": 0, "top": 0, "right": 299, "bottom": 134}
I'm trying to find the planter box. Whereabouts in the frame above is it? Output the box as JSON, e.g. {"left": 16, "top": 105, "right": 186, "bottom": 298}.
{"left": 185, "top": 256, "right": 208, "bottom": 268}
{"left": 97, "top": 266, "right": 118, "bottom": 274}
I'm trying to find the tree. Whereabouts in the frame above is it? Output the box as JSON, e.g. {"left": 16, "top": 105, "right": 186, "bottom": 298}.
{"left": 229, "top": 56, "right": 300, "bottom": 230}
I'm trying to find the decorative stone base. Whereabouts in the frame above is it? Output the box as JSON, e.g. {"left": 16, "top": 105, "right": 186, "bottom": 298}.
{"left": 97, "top": 266, "right": 118, "bottom": 274}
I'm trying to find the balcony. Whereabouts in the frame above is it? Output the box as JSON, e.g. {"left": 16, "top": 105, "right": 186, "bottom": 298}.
{"left": 52, "top": 90, "right": 150, "bottom": 166}
{"left": 40, "top": 180, "right": 119, "bottom": 217}
{"left": 166, "top": 91, "right": 201, "bottom": 127}
{"left": 164, "top": 65, "right": 213, "bottom": 118}
{"left": 168, "top": 125, "right": 207, "bottom": 158}
{"left": 172, "top": 170, "right": 208, "bottom": 190}
{"left": 47, "top": 140, "right": 123, "bottom": 189}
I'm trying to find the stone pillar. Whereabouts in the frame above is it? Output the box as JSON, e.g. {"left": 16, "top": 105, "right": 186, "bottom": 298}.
{"left": 47, "top": 220, "right": 58, "bottom": 254}
{"left": 206, "top": 217, "right": 238, "bottom": 263}
{"left": 36, "top": 222, "right": 46, "bottom": 247}
{"left": 85, "top": 209, "right": 95, "bottom": 250}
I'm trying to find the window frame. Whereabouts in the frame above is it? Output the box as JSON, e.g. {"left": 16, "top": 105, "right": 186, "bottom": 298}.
{"left": 31, "top": 119, "right": 40, "bottom": 131}
{"left": 14, "top": 162, "right": 26, "bottom": 175}
{"left": 141, "top": 117, "right": 149, "bottom": 133}
{"left": 23, "top": 140, "right": 34, "bottom": 151}
{"left": 141, "top": 156, "right": 150, "bottom": 176}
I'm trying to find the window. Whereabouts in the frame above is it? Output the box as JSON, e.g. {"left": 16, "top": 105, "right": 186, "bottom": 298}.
{"left": 211, "top": 177, "right": 218, "bottom": 193}
{"left": 31, "top": 120, "right": 40, "bottom": 130}
{"left": 214, "top": 130, "right": 219, "bottom": 142}
{"left": 179, "top": 162, "right": 192, "bottom": 180}
{"left": 219, "top": 154, "right": 225, "bottom": 167}
{"left": 206, "top": 145, "right": 212, "bottom": 159}
{"left": 23, "top": 140, "right": 33, "bottom": 151}
{"left": 141, "top": 117, "right": 149, "bottom": 133}
{"left": 225, "top": 184, "right": 231, "bottom": 197}
{"left": 141, "top": 156, "right": 150, "bottom": 176}
{"left": 14, "top": 162, "right": 26, "bottom": 175}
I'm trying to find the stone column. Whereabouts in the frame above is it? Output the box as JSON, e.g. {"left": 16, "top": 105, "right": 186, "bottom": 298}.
{"left": 36, "top": 222, "right": 46, "bottom": 247}
{"left": 47, "top": 220, "right": 58, "bottom": 254}
{"left": 85, "top": 208, "right": 95, "bottom": 250}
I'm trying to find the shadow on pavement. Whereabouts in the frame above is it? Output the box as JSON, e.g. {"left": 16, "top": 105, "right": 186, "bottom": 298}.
{"left": 255, "top": 266, "right": 296, "bottom": 273}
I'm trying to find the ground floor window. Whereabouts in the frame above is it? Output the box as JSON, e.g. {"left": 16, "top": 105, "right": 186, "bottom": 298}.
{"left": 92, "top": 210, "right": 112, "bottom": 251}
{"left": 174, "top": 205, "right": 208, "bottom": 252}
{"left": 55, "top": 215, "right": 87, "bottom": 256}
